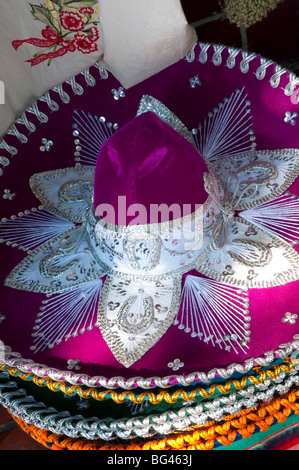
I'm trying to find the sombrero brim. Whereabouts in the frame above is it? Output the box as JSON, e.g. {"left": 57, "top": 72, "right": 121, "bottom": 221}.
{"left": 6, "top": 384, "right": 299, "bottom": 450}
{"left": 0, "top": 355, "right": 296, "bottom": 406}
{"left": 1, "top": 42, "right": 299, "bottom": 390}
{"left": 1, "top": 367, "right": 299, "bottom": 444}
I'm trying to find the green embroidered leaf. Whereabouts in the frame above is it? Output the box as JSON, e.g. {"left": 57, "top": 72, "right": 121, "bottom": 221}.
{"left": 30, "top": 4, "right": 61, "bottom": 32}
{"left": 64, "top": 0, "right": 98, "bottom": 8}
{"left": 51, "top": 0, "right": 62, "bottom": 7}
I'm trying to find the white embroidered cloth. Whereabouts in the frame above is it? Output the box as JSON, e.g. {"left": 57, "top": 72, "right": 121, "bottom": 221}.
{"left": 0, "top": 0, "right": 196, "bottom": 137}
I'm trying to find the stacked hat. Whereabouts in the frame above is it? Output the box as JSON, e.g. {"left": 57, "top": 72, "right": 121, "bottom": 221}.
{"left": 1, "top": 41, "right": 299, "bottom": 451}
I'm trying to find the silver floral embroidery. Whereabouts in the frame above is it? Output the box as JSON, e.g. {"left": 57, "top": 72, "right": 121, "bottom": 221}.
{"left": 167, "top": 358, "right": 184, "bottom": 371}
{"left": 40, "top": 138, "right": 53, "bottom": 152}
{"left": 284, "top": 111, "right": 297, "bottom": 126}
{"left": 189, "top": 75, "right": 201, "bottom": 88}
{"left": 282, "top": 312, "right": 298, "bottom": 324}
{"left": 111, "top": 87, "right": 125, "bottom": 100}
{"left": 67, "top": 359, "right": 81, "bottom": 370}
{"left": 3, "top": 189, "right": 16, "bottom": 200}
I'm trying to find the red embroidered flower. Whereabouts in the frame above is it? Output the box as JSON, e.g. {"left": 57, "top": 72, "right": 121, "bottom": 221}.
{"left": 87, "top": 26, "right": 99, "bottom": 42}
{"left": 60, "top": 11, "right": 85, "bottom": 32}
{"left": 73, "top": 33, "right": 98, "bottom": 54}
{"left": 79, "top": 7, "right": 94, "bottom": 15}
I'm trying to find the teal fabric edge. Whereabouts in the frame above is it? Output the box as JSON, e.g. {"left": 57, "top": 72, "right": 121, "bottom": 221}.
{"left": 214, "top": 412, "right": 299, "bottom": 450}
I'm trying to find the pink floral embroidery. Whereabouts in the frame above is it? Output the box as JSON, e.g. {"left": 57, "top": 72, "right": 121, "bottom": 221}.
{"left": 12, "top": 2, "right": 100, "bottom": 67}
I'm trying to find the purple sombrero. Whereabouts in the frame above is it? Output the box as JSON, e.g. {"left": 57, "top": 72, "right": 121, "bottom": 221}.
{"left": 1, "top": 42, "right": 299, "bottom": 390}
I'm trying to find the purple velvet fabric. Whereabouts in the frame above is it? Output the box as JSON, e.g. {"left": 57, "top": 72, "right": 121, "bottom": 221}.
{"left": 1, "top": 44, "right": 299, "bottom": 385}
{"left": 93, "top": 112, "right": 208, "bottom": 224}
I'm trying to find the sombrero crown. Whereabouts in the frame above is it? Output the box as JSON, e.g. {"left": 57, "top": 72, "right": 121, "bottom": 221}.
{"left": 93, "top": 111, "right": 208, "bottom": 225}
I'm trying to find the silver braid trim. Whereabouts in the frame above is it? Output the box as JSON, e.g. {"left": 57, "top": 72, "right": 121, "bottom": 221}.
{"left": 0, "top": 63, "right": 109, "bottom": 176}
{"left": 2, "top": 339, "right": 299, "bottom": 390}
